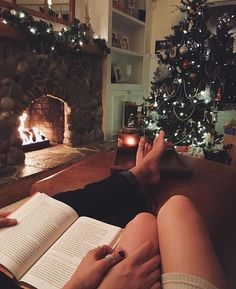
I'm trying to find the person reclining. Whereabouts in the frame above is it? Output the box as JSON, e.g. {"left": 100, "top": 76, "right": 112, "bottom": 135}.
{"left": 0, "top": 131, "right": 229, "bottom": 289}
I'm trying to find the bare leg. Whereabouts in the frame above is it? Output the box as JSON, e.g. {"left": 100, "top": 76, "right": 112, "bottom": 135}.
{"left": 98, "top": 213, "right": 161, "bottom": 289}
{"left": 157, "top": 195, "right": 229, "bottom": 289}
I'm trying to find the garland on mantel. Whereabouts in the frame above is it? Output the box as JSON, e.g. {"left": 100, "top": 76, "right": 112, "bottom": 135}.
{"left": 0, "top": 8, "right": 110, "bottom": 56}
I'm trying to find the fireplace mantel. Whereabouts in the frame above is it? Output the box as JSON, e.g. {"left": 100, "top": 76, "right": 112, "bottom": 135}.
{"left": 0, "top": 22, "right": 105, "bottom": 56}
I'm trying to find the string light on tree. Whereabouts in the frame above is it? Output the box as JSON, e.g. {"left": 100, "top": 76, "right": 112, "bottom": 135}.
{"left": 18, "top": 12, "right": 25, "bottom": 18}
{"left": 10, "top": 9, "right": 17, "bottom": 16}
{"left": 30, "top": 27, "right": 37, "bottom": 34}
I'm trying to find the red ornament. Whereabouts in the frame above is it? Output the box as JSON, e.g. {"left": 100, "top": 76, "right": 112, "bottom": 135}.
{"left": 182, "top": 59, "right": 190, "bottom": 70}
{"left": 215, "top": 88, "right": 222, "bottom": 102}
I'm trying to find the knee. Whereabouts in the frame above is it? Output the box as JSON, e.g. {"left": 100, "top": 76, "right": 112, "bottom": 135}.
{"left": 126, "top": 213, "right": 158, "bottom": 254}
{"left": 157, "top": 195, "right": 195, "bottom": 222}
{"left": 129, "top": 212, "right": 157, "bottom": 228}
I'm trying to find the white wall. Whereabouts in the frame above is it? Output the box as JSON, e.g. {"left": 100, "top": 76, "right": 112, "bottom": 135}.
{"left": 75, "top": 0, "right": 109, "bottom": 40}
{"left": 216, "top": 111, "right": 236, "bottom": 133}
{"left": 150, "top": 0, "right": 182, "bottom": 53}
{"left": 75, "top": 0, "right": 86, "bottom": 20}
{"left": 147, "top": 0, "right": 182, "bottom": 93}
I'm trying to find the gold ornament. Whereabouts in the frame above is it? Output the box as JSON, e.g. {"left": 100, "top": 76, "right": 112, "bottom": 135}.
{"left": 179, "top": 44, "right": 188, "bottom": 55}
{"left": 169, "top": 46, "right": 177, "bottom": 59}
{"left": 188, "top": 19, "right": 194, "bottom": 32}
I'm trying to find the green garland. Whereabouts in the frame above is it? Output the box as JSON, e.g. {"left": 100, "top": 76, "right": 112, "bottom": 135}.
{"left": 0, "top": 8, "right": 110, "bottom": 56}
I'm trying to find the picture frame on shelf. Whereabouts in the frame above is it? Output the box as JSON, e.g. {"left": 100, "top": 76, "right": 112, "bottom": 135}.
{"left": 113, "top": 0, "right": 124, "bottom": 11}
{"left": 127, "top": 0, "right": 136, "bottom": 16}
{"left": 112, "top": 33, "right": 121, "bottom": 48}
{"left": 128, "top": 0, "right": 136, "bottom": 9}
{"left": 112, "top": 65, "right": 123, "bottom": 83}
{"left": 121, "top": 37, "right": 129, "bottom": 50}
{"left": 114, "top": 38, "right": 121, "bottom": 48}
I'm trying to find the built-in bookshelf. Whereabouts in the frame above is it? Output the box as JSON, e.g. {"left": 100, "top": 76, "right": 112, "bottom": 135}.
{"left": 88, "top": 0, "right": 150, "bottom": 139}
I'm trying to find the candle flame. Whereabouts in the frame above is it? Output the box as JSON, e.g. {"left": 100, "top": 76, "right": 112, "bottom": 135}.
{"left": 126, "top": 136, "right": 137, "bottom": 146}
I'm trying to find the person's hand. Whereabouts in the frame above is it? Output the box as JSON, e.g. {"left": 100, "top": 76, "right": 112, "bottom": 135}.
{"left": 98, "top": 241, "right": 162, "bottom": 289}
{"left": 63, "top": 245, "right": 125, "bottom": 289}
{"left": 0, "top": 212, "right": 17, "bottom": 228}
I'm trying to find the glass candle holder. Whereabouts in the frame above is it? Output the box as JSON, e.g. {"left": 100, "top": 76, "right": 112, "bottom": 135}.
{"left": 118, "top": 128, "right": 140, "bottom": 150}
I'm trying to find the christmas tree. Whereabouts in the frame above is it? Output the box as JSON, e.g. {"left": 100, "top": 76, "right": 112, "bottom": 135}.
{"left": 142, "top": 0, "right": 236, "bottom": 154}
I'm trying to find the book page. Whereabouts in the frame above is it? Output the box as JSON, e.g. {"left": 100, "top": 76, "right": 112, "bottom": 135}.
{"left": 21, "top": 216, "right": 122, "bottom": 289}
{"left": 0, "top": 193, "right": 78, "bottom": 280}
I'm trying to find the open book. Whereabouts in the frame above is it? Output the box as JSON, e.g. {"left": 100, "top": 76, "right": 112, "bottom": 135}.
{"left": 0, "top": 192, "right": 123, "bottom": 289}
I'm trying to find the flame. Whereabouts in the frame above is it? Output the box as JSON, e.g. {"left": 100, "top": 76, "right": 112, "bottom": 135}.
{"left": 18, "top": 112, "right": 48, "bottom": 145}
{"left": 126, "top": 136, "right": 137, "bottom": 146}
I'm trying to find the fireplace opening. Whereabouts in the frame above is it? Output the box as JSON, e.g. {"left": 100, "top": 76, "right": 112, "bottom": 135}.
{"left": 19, "top": 95, "right": 66, "bottom": 152}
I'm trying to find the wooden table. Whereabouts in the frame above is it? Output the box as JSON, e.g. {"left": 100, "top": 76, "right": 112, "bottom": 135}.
{"left": 7, "top": 150, "right": 236, "bottom": 288}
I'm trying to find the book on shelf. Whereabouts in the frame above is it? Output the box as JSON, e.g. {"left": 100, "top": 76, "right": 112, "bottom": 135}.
{"left": 0, "top": 192, "right": 123, "bottom": 289}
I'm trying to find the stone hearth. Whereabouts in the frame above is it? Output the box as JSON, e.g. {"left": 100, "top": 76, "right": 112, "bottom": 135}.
{"left": 0, "top": 141, "right": 115, "bottom": 208}
{"left": 0, "top": 38, "right": 104, "bottom": 169}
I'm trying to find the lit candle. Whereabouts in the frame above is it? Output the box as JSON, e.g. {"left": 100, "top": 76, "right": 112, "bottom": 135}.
{"left": 118, "top": 128, "right": 140, "bottom": 150}
{"left": 126, "top": 135, "right": 137, "bottom": 146}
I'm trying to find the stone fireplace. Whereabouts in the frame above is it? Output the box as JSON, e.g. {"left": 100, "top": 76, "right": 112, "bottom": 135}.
{"left": 0, "top": 38, "right": 104, "bottom": 169}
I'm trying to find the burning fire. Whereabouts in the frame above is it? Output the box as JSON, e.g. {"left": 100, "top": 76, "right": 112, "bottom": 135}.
{"left": 18, "top": 112, "right": 48, "bottom": 145}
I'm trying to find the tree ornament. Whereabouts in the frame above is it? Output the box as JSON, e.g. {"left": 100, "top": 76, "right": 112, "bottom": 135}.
{"left": 182, "top": 59, "right": 190, "bottom": 70}
{"left": 179, "top": 44, "right": 188, "bottom": 55}
{"left": 10, "top": 9, "right": 17, "bottom": 16}
{"left": 155, "top": 63, "right": 171, "bottom": 81}
{"left": 215, "top": 88, "right": 222, "bottom": 102}
{"left": 202, "top": 132, "right": 214, "bottom": 146}
{"left": 195, "top": 84, "right": 211, "bottom": 103}
{"left": 159, "top": 50, "right": 168, "bottom": 60}
{"left": 169, "top": 46, "right": 177, "bottom": 59}
{"left": 189, "top": 72, "right": 197, "bottom": 80}
{"left": 188, "top": 19, "right": 194, "bottom": 32}
{"left": 189, "top": 4, "right": 197, "bottom": 16}
{"left": 176, "top": 66, "right": 182, "bottom": 73}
